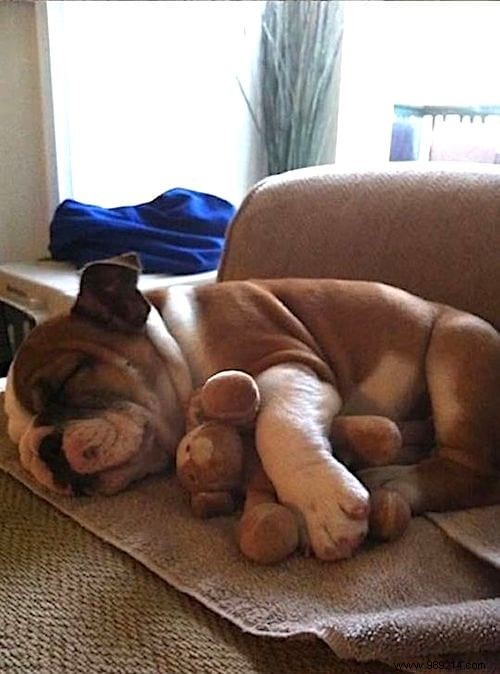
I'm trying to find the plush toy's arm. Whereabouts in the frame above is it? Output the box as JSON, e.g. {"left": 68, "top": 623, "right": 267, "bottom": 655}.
{"left": 237, "top": 452, "right": 300, "bottom": 565}
{"left": 331, "top": 415, "right": 434, "bottom": 469}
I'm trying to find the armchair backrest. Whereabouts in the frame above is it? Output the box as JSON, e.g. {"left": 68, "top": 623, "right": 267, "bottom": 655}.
{"left": 218, "top": 163, "right": 500, "bottom": 329}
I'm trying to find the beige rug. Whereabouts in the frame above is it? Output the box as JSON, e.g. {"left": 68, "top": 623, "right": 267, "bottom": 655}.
{"left": 0, "top": 403, "right": 498, "bottom": 666}
{"left": 3, "top": 469, "right": 412, "bottom": 674}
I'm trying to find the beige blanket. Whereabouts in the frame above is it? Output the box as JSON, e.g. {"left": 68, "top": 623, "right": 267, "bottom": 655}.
{"left": 0, "top": 403, "right": 498, "bottom": 665}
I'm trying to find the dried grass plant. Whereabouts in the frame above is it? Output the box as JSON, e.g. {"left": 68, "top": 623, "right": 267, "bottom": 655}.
{"left": 240, "top": 0, "right": 343, "bottom": 176}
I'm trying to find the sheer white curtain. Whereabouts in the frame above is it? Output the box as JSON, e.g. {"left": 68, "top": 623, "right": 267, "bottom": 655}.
{"left": 46, "top": 1, "right": 264, "bottom": 209}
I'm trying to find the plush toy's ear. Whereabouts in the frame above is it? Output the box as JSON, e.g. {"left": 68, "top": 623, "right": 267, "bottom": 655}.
{"left": 71, "top": 252, "right": 150, "bottom": 332}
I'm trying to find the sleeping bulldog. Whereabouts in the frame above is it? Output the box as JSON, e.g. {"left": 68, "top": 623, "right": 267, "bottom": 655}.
{"left": 5, "top": 253, "right": 500, "bottom": 561}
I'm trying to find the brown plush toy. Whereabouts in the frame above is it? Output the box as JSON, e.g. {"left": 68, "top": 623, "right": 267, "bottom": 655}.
{"left": 176, "top": 370, "right": 259, "bottom": 519}
{"left": 176, "top": 370, "right": 302, "bottom": 563}
{"left": 176, "top": 370, "right": 428, "bottom": 563}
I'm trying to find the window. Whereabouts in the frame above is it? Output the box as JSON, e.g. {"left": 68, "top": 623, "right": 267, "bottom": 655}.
{"left": 46, "top": 1, "right": 264, "bottom": 208}
{"left": 336, "top": 1, "right": 500, "bottom": 165}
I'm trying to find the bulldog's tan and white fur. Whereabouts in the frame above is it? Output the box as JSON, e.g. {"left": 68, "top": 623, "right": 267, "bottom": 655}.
{"left": 5, "top": 254, "right": 500, "bottom": 561}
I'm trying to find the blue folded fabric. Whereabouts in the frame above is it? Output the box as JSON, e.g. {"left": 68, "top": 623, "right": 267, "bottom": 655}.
{"left": 49, "top": 188, "right": 236, "bottom": 274}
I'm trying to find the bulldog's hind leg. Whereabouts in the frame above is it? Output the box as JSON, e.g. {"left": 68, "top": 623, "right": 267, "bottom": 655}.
{"left": 255, "top": 364, "right": 370, "bottom": 561}
{"left": 360, "top": 310, "right": 500, "bottom": 513}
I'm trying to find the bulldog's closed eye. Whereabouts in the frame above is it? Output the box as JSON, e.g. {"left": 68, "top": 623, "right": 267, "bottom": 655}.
{"left": 31, "top": 358, "right": 102, "bottom": 426}
{"left": 29, "top": 355, "right": 94, "bottom": 414}
{"left": 60, "top": 360, "right": 140, "bottom": 411}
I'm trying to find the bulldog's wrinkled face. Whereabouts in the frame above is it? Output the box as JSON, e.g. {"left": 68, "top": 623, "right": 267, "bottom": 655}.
{"left": 5, "top": 254, "right": 188, "bottom": 496}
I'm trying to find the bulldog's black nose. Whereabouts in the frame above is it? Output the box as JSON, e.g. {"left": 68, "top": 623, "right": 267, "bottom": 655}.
{"left": 39, "top": 433, "right": 95, "bottom": 496}
{"left": 39, "top": 432, "right": 64, "bottom": 468}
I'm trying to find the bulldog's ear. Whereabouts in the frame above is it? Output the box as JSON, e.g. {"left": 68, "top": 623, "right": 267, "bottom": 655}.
{"left": 106, "top": 252, "right": 143, "bottom": 271}
{"left": 72, "top": 253, "right": 150, "bottom": 332}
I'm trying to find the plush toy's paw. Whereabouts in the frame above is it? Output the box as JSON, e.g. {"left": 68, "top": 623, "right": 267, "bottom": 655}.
{"left": 191, "top": 491, "right": 236, "bottom": 518}
{"left": 330, "top": 415, "right": 402, "bottom": 469}
{"left": 280, "top": 461, "right": 370, "bottom": 562}
{"left": 368, "top": 489, "right": 411, "bottom": 541}
{"left": 238, "top": 503, "right": 300, "bottom": 564}
{"left": 357, "top": 463, "right": 421, "bottom": 508}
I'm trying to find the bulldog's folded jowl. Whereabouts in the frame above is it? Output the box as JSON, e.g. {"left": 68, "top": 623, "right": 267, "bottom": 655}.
{"left": 5, "top": 253, "right": 500, "bottom": 562}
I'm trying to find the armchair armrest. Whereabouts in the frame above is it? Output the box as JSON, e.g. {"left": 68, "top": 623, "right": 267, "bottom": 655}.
{"left": 218, "top": 163, "right": 500, "bottom": 328}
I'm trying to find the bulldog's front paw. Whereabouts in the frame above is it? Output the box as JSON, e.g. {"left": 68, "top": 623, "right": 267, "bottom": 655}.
{"left": 282, "top": 464, "right": 370, "bottom": 561}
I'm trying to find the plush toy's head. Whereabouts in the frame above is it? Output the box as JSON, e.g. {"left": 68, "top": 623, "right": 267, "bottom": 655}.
{"left": 177, "top": 422, "right": 244, "bottom": 494}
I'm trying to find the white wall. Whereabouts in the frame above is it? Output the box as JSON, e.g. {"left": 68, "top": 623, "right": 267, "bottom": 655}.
{"left": 0, "top": 2, "right": 52, "bottom": 262}
{"left": 389, "top": 1, "right": 500, "bottom": 107}
{"left": 48, "top": 1, "right": 265, "bottom": 209}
